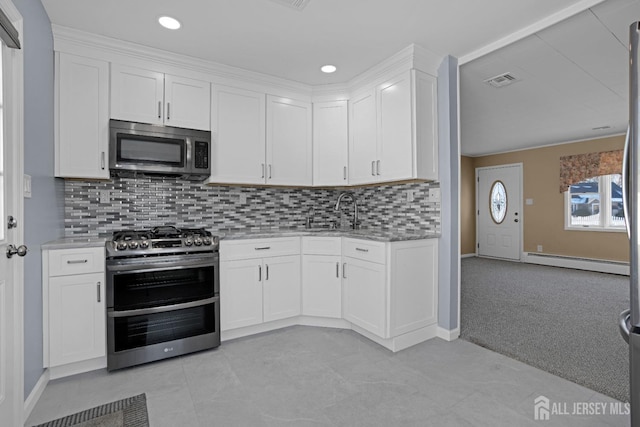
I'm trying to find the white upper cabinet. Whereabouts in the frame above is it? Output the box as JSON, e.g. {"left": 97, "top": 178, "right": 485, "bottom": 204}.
{"left": 110, "top": 63, "right": 210, "bottom": 130}
{"left": 313, "top": 101, "right": 348, "bottom": 186}
{"left": 349, "top": 89, "right": 378, "bottom": 185}
{"left": 348, "top": 70, "right": 438, "bottom": 185}
{"left": 266, "top": 95, "right": 312, "bottom": 186}
{"left": 55, "top": 53, "right": 110, "bottom": 179}
{"left": 377, "top": 71, "right": 413, "bottom": 181}
{"left": 209, "top": 85, "right": 266, "bottom": 184}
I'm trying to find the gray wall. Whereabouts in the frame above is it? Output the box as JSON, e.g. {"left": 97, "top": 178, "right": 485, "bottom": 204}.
{"left": 13, "top": 0, "right": 65, "bottom": 399}
{"left": 437, "top": 55, "right": 460, "bottom": 331}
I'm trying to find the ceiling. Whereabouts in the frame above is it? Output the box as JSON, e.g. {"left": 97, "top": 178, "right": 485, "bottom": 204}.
{"left": 460, "top": 0, "right": 638, "bottom": 156}
{"left": 41, "top": 0, "right": 628, "bottom": 157}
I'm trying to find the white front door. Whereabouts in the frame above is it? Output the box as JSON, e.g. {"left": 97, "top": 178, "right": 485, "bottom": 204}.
{"left": 0, "top": 10, "right": 24, "bottom": 425}
{"left": 477, "top": 164, "right": 522, "bottom": 260}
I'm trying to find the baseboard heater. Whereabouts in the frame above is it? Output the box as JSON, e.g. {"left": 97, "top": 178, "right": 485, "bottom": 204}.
{"left": 524, "top": 252, "right": 629, "bottom": 276}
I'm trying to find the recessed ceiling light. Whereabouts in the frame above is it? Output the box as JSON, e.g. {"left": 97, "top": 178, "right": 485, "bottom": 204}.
{"left": 158, "top": 16, "right": 181, "bottom": 30}
{"left": 321, "top": 65, "right": 337, "bottom": 74}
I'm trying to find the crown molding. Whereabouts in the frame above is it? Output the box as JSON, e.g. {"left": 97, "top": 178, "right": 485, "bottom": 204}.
{"left": 51, "top": 25, "right": 445, "bottom": 101}
{"left": 52, "top": 25, "right": 313, "bottom": 97}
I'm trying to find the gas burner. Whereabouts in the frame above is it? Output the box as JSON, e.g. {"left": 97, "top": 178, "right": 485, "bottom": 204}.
{"left": 107, "top": 226, "right": 218, "bottom": 257}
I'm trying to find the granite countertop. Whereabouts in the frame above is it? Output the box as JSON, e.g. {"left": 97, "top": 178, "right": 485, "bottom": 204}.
{"left": 41, "top": 237, "right": 107, "bottom": 250}
{"left": 218, "top": 227, "right": 439, "bottom": 242}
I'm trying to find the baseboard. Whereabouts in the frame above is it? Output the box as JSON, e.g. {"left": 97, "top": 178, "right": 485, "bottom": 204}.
{"left": 460, "top": 253, "right": 476, "bottom": 259}
{"left": 437, "top": 327, "right": 460, "bottom": 341}
{"left": 24, "top": 369, "right": 49, "bottom": 421}
{"left": 49, "top": 356, "right": 107, "bottom": 380}
{"left": 523, "top": 252, "right": 629, "bottom": 275}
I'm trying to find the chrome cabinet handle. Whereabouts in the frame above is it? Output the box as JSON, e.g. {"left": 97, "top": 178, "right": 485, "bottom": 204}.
{"left": 255, "top": 246, "right": 271, "bottom": 251}
{"left": 101, "top": 152, "right": 105, "bottom": 170}
{"left": 97, "top": 282, "right": 101, "bottom": 303}
{"left": 67, "top": 259, "right": 88, "bottom": 264}
{"left": 259, "top": 265, "right": 262, "bottom": 281}
{"left": 355, "top": 248, "right": 369, "bottom": 252}
{"left": 158, "top": 101, "right": 162, "bottom": 119}
{"left": 266, "top": 264, "right": 269, "bottom": 281}
{"left": 343, "top": 166, "right": 347, "bottom": 180}
{"left": 166, "top": 102, "right": 170, "bottom": 120}
{"left": 376, "top": 160, "right": 381, "bottom": 176}
{"left": 269, "top": 164, "right": 272, "bottom": 179}
{"left": 336, "top": 262, "right": 339, "bottom": 278}
{"left": 371, "top": 161, "right": 375, "bottom": 176}
{"left": 343, "top": 263, "right": 347, "bottom": 279}
{"left": 261, "top": 163, "right": 265, "bottom": 179}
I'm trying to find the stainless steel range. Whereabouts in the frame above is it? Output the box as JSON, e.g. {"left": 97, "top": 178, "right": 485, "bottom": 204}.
{"left": 105, "top": 226, "right": 220, "bottom": 371}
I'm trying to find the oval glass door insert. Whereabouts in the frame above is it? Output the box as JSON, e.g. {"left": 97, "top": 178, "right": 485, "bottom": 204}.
{"left": 490, "top": 181, "right": 507, "bottom": 224}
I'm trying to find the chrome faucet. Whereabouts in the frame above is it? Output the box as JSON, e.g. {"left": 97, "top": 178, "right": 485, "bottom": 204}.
{"left": 335, "top": 192, "right": 360, "bottom": 229}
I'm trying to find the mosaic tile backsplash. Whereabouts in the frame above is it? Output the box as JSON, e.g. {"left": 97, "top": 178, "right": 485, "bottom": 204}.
{"left": 64, "top": 177, "right": 441, "bottom": 236}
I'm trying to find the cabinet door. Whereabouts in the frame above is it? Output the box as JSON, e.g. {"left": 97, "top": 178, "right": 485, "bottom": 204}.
{"left": 266, "top": 95, "right": 312, "bottom": 186}
{"left": 414, "top": 70, "right": 438, "bottom": 180}
{"left": 348, "top": 89, "right": 378, "bottom": 185}
{"left": 302, "top": 255, "right": 342, "bottom": 318}
{"left": 313, "top": 101, "right": 348, "bottom": 186}
{"left": 49, "top": 273, "right": 105, "bottom": 367}
{"left": 164, "top": 74, "right": 211, "bottom": 131}
{"left": 220, "top": 259, "right": 263, "bottom": 330}
{"left": 263, "top": 255, "right": 301, "bottom": 322}
{"left": 56, "top": 53, "right": 109, "bottom": 179}
{"left": 110, "top": 63, "right": 164, "bottom": 125}
{"left": 209, "top": 85, "right": 266, "bottom": 184}
{"left": 377, "top": 71, "right": 413, "bottom": 181}
{"left": 343, "top": 257, "right": 386, "bottom": 338}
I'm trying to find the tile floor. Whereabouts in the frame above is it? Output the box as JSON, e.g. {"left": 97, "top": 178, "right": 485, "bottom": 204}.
{"left": 26, "top": 326, "right": 629, "bottom": 426}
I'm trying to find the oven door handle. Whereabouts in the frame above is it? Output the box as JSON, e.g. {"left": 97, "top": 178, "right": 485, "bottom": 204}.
{"left": 106, "top": 257, "right": 216, "bottom": 273}
{"left": 108, "top": 296, "right": 219, "bottom": 318}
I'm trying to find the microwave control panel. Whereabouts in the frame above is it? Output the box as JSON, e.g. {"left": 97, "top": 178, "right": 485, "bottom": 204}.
{"left": 194, "top": 141, "right": 209, "bottom": 169}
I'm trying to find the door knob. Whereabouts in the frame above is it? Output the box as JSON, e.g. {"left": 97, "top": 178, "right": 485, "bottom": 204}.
{"left": 6, "top": 244, "right": 28, "bottom": 258}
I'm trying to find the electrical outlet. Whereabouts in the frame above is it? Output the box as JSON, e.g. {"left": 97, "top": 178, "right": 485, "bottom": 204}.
{"left": 406, "top": 190, "right": 414, "bottom": 202}
{"left": 239, "top": 193, "right": 247, "bottom": 204}
{"left": 428, "top": 188, "right": 440, "bottom": 202}
{"left": 283, "top": 194, "right": 290, "bottom": 204}
{"left": 99, "top": 190, "right": 111, "bottom": 204}
{"left": 537, "top": 245, "right": 543, "bottom": 252}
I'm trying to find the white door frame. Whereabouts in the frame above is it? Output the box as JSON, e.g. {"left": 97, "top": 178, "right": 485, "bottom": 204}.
{"left": 475, "top": 163, "right": 523, "bottom": 260}
{"left": 0, "top": 0, "right": 24, "bottom": 424}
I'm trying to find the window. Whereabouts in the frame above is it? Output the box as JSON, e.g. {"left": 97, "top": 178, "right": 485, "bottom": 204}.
{"left": 565, "top": 174, "right": 625, "bottom": 231}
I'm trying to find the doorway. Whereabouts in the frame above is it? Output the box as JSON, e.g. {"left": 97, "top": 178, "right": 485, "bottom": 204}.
{"left": 476, "top": 164, "right": 522, "bottom": 260}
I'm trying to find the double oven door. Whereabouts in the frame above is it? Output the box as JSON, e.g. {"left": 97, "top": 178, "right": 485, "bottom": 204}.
{"left": 106, "top": 252, "right": 220, "bottom": 370}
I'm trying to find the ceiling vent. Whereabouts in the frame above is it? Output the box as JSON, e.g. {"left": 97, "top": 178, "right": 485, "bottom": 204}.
{"left": 268, "top": 0, "right": 312, "bottom": 11}
{"left": 484, "top": 72, "right": 520, "bottom": 88}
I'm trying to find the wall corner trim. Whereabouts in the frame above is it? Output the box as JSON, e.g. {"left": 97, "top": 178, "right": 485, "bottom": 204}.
{"left": 437, "top": 327, "right": 460, "bottom": 341}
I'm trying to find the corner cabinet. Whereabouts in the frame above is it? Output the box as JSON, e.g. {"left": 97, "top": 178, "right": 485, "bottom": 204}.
{"left": 110, "top": 63, "right": 211, "bottom": 131}
{"left": 55, "top": 53, "right": 110, "bottom": 179}
{"left": 349, "top": 70, "right": 438, "bottom": 185}
{"left": 43, "top": 246, "right": 106, "bottom": 376}
{"left": 312, "top": 101, "right": 349, "bottom": 186}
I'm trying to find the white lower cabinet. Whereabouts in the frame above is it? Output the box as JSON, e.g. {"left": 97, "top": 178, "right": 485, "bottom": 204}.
{"left": 220, "top": 238, "right": 301, "bottom": 331}
{"left": 43, "top": 247, "right": 106, "bottom": 369}
{"left": 221, "top": 236, "right": 438, "bottom": 350}
{"left": 263, "top": 255, "right": 302, "bottom": 322}
{"left": 342, "top": 256, "right": 386, "bottom": 337}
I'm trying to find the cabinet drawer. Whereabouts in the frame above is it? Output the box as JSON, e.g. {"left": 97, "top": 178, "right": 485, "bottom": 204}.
{"left": 48, "top": 247, "right": 105, "bottom": 277}
{"left": 342, "top": 238, "right": 386, "bottom": 264}
{"left": 221, "top": 237, "right": 301, "bottom": 261}
{"left": 302, "top": 236, "right": 341, "bottom": 255}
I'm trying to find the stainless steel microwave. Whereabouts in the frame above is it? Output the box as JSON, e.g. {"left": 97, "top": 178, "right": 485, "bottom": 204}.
{"left": 109, "top": 120, "right": 211, "bottom": 180}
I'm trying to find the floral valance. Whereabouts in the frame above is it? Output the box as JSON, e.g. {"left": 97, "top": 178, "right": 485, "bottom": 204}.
{"left": 559, "top": 149, "right": 623, "bottom": 192}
